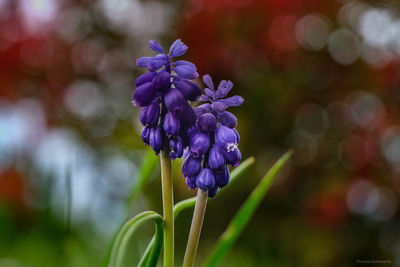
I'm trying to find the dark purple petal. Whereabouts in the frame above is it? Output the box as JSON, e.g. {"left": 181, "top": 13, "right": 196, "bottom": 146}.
{"left": 149, "top": 127, "right": 163, "bottom": 155}
{"left": 182, "top": 154, "right": 202, "bottom": 178}
{"left": 174, "top": 80, "right": 202, "bottom": 101}
{"left": 189, "top": 132, "right": 210, "bottom": 157}
{"left": 174, "top": 65, "right": 198, "bottom": 79}
{"left": 152, "top": 70, "right": 171, "bottom": 90}
{"left": 194, "top": 103, "right": 211, "bottom": 117}
{"left": 198, "top": 113, "right": 217, "bottom": 133}
{"left": 136, "top": 72, "right": 156, "bottom": 87}
{"left": 214, "top": 166, "right": 230, "bottom": 188}
{"left": 233, "top": 128, "right": 240, "bottom": 143}
{"left": 222, "top": 147, "right": 241, "bottom": 167}
{"left": 196, "top": 168, "right": 215, "bottom": 191}
{"left": 208, "top": 146, "right": 225, "bottom": 170}
{"left": 219, "top": 111, "right": 237, "bottom": 128}
{"left": 136, "top": 57, "right": 152, "bottom": 67}
{"left": 215, "top": 125, "right": 238, "bottom": 148}
{"left": 215, "top": 80, "right": 233, "bottom": 99}
{"left": 186, "top": 177, "right": 197, "bottom": 189}
{"left": 163, "top": 112, "right": 180, "bottom": 136}
{"left": 169, "top": 39, "right": 188, "bottom": 57}
{"left": 208, "top": 185, "right": 218, "bottom": 198}
{"left": 169, "top": 136, "right": 183, "bottom": 160}
{"left": 149, "top": 40, "right": 164, "bottom": 53}
{"left": 219, "top": 95, "right": 244, "bottom": 107}
{"left": 204, "top": 88, "right": 214, "bottom": 99}
{"left": 202, "top": 74, "right": 214, "bottom": 89}
{"left": 211, "top": 101, "right": 227, "bottom": 113}
{"left": 174, "top": 60, "right": 196, "bottom": 69}
{"left": 164, "top": 87, "right": 186, "bottom": 115}
{"left": 133, "top": 82, "right": 157, "bottom": 107}
{"left": 179, "top": 103, "right": 196, "bottom": 127}
{"left": 141, "top": 126, "right": 151, "bottom": 145}
{"left": 140, "top": 102, "right": 160, "bottom": 126}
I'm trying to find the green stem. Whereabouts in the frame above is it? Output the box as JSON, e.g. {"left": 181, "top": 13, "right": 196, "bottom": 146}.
{"left": 160, "top": 151, "right": 174, "bottom": 267}
{"left": 183, "top": 189, "right": 208, "bottom": 267}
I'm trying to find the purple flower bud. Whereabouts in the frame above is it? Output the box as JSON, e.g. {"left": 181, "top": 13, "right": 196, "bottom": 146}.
{"left": 189, "top": 132, "right": 210, "bottom": 157}
{"left": 174, "top": 65, "right": 198, "bottom": 79}
{"left": 208, "top": 185, "right": 218, "bottom": 198}
{"left": 164, "top": 87, "right": 186, "bottom": 115}
{"left": 182, "top": 154, "right": 202, "bottom": 178}
{"left": 215, "top": 125, "right": 238, "bottom": 148}
{"left": 136, "top": 72, "right": 156, "bottom": 87}
{"left": 174, "top": 60, "right": 196, "bottom": 69}
{"left": 222, "top": 147, "right": 241, "bottom": 167}
{"left": 169, "top": 39, "right": 188, "bottom": 57}
{"left": 219, "top": 111, "right": 237, "bottom": 128}
{"left": 204, "top": 88, "right": 214, "bottom": 99}
{"left": 163, "top": 112, "right": 180, "bottom": 136}
{"left": 149, "top": 127, "right": 163, "bottom": 155}
{"left": 215, "top": 80, "right": 233, "bottom": 99}
{"left": 149, "top": 40, "right": 164, "bottom": 53}
{"left": 199, "top": 94, "right": 211, "bottom": 101}
{"left": 147, "top": 55, "right": 166, "bottom": 72}
{"left": 141, "top": 126, "right": 151, "bottom": 145}
{"left": 198, "top": 113, "right": 217, "bottom": 133}
{"left": 133, "top": 82, "right": 157, "bottom": 107}
{"left": 136, "top": 57, "right": 152, "bottom": 67}
{"left": 174, "top": 80, "right": 202, "bottom": 101}
{"left": 179, "top": 103, "right": 197, "bottom": 127}
{"left": 186, "top": 177, "right": 197, "bottom": 189}
{"left": 169, "top": 136, "right": 183, "bottom": 160}
{"left": 215, "top": 166, "right": 230, "bottom": 188}
{"left": 196, "top": 168, "right": 215, "bottom": 191}
{"left": 208, "top": 146, "right": 225, "bottom": 170}
{"left": 140, "top": 102, "right": 160, "bottom": 126}
{"left": 152, "top": 70, "right": 171, "bottom": 90}
{"left": 194, "top": 103, "right": 211, "bottom": 117}
{"left": 219, "top": 95, "right": 244, "bottom": 107}
{"left": 212, "top": 101, "right": 227, "bottom": 113}
{"left": 202, "top": 74, "right": 214, "bottom": 89}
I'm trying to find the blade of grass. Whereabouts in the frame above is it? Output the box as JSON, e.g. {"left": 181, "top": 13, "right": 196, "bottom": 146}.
{"left": 108, "top": 211, "right": 163, "bottom": 267}
{"left": 138, "top": 157, "right": 255, "bottom": 265}
{"left": 204, "top": 150, "right": 293, "bottom": 267}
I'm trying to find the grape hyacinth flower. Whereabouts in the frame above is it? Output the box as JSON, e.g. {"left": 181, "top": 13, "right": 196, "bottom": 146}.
{"left": 134, "top": 40, "right": 202, "bottom": 159}
{"left": 182, "top": 74, "right": 244, "bottom": 198}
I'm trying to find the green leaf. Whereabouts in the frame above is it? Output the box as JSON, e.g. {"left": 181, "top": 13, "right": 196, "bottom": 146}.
{"left": 139, "top": 157, "right": 255, "bottom": 265}
{"left": 108, "top": 211, "right": 163, "bottom": 267}
{"left": 126, "top": 149, "right": 159, "bottom": 212}
{"left": 204, "top": 150, "right": 293, "bottom": 267}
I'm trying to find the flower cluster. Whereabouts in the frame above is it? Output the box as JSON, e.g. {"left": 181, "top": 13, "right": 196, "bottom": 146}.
{"left": 182, "top": 75, "right": 244, "bottom": 197}
{"left": 134, "top": 40, "right": 202, "bottom": 159}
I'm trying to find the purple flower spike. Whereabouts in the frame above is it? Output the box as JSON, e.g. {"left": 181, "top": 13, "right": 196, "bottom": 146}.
{"left": 219, "top": 111, "right": 237, "bottom": 128}
{"left": 136, "top": 72, "right": 156, "bottom": 87}
{"left": 223, "top": 147, "right": 241, "bottom": 167}
{"left": 189, "top": 132, "right": 210, "bottom": 157}
{"left": 186, "top": 177, "right": 197, "bottom": 189}
{"left": 133, "top": 82, "right": 157, "bottom": 107}
{"left": 141, "top": 126, "right": 151, "bottom": 145}
{"left": 198, "top": 113, "right": 217, "bottom": 133}
{"left": 174, "top": 65, "right": 198, "bottom": 79}
{"left": 215, "top": 166, "right": 230, "bottom": 188}
{"left": 149, "top": 127, "right": 163, "bottom": 155}
{"left": 182, "top": 154, "right": 202, "bottom": 178}
{"left": 208, "top": 145, "right": 225, "bottom": 170}
{"left": 164, "top": 87, "right": 186, "bottom": 115}
{"left": 152, "top": 71, "right": 171, "bottom": 90}
{"left": 163, "top": 112, "right": 180, "bottom": 136}
{"left": 174, "top": 80, "right": 202, "bottom": 101}
{"left": 215, "top": 125, "right": 238, "bottom": 148}
{"left": 140, "top": 102, "right": 160, "bottom": 126}
{"left": 196, "top": 168, "right": 216, "bottom": 191}
{"left": 149, "top": 40, "right": 164, "bottom": 53}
